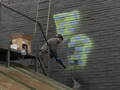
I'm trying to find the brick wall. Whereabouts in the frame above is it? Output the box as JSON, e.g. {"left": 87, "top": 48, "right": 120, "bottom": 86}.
{"left": 49, "top": 0, "right": 120, "bottom": 90}
{"left": 0, "top": 0, "right": 120, "bottom": 90}
{"left": 0, "top": 0, "right": 46, "bottom": 55}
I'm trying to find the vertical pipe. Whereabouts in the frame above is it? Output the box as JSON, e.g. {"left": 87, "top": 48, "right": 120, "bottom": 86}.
{"left": 45, "top": 0, "right": 52, "bottom": 37}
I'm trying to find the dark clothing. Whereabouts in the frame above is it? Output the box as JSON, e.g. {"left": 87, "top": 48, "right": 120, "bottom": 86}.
{"left": 40, "top": 38, "right": 60, "bottom": 58}
{"left": 40, "top": 38, "right": 60, "bottom": 66}
{"left": 40, "top": 38, "right": 66, "bottom": 68}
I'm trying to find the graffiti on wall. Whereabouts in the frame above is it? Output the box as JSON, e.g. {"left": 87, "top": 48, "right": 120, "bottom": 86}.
{"left": 53, "top": 11, "right": 93, "bottom": 70}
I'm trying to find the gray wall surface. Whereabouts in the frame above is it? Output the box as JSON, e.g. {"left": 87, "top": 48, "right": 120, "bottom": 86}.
{"left": 50, "top": 1, "right": 120, "bottom": 90}
{"left": 0, "top": 0, "right": 47, "bottom": 55}
{"left": 0, "top": 0, "right": 120, "bottom": 90}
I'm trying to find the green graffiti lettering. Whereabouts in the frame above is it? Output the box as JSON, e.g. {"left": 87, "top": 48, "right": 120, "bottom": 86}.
{"left": 53, "top": 11, "right": 93, "bottom": 70}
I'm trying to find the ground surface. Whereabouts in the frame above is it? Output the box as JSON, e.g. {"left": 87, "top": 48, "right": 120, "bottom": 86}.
{"left": 0, "top": 64, "right": 72, "bottom": 90}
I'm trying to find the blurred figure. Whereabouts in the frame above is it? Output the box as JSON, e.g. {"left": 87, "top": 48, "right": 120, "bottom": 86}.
{"left": 10, "top": 40, "right": 18, "bottom": 50}
{"left": 72, "top": 77, "right": 81, "bottom": 90}
{"left": 40, "top": 34, "right": 66, "bottom": 68}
